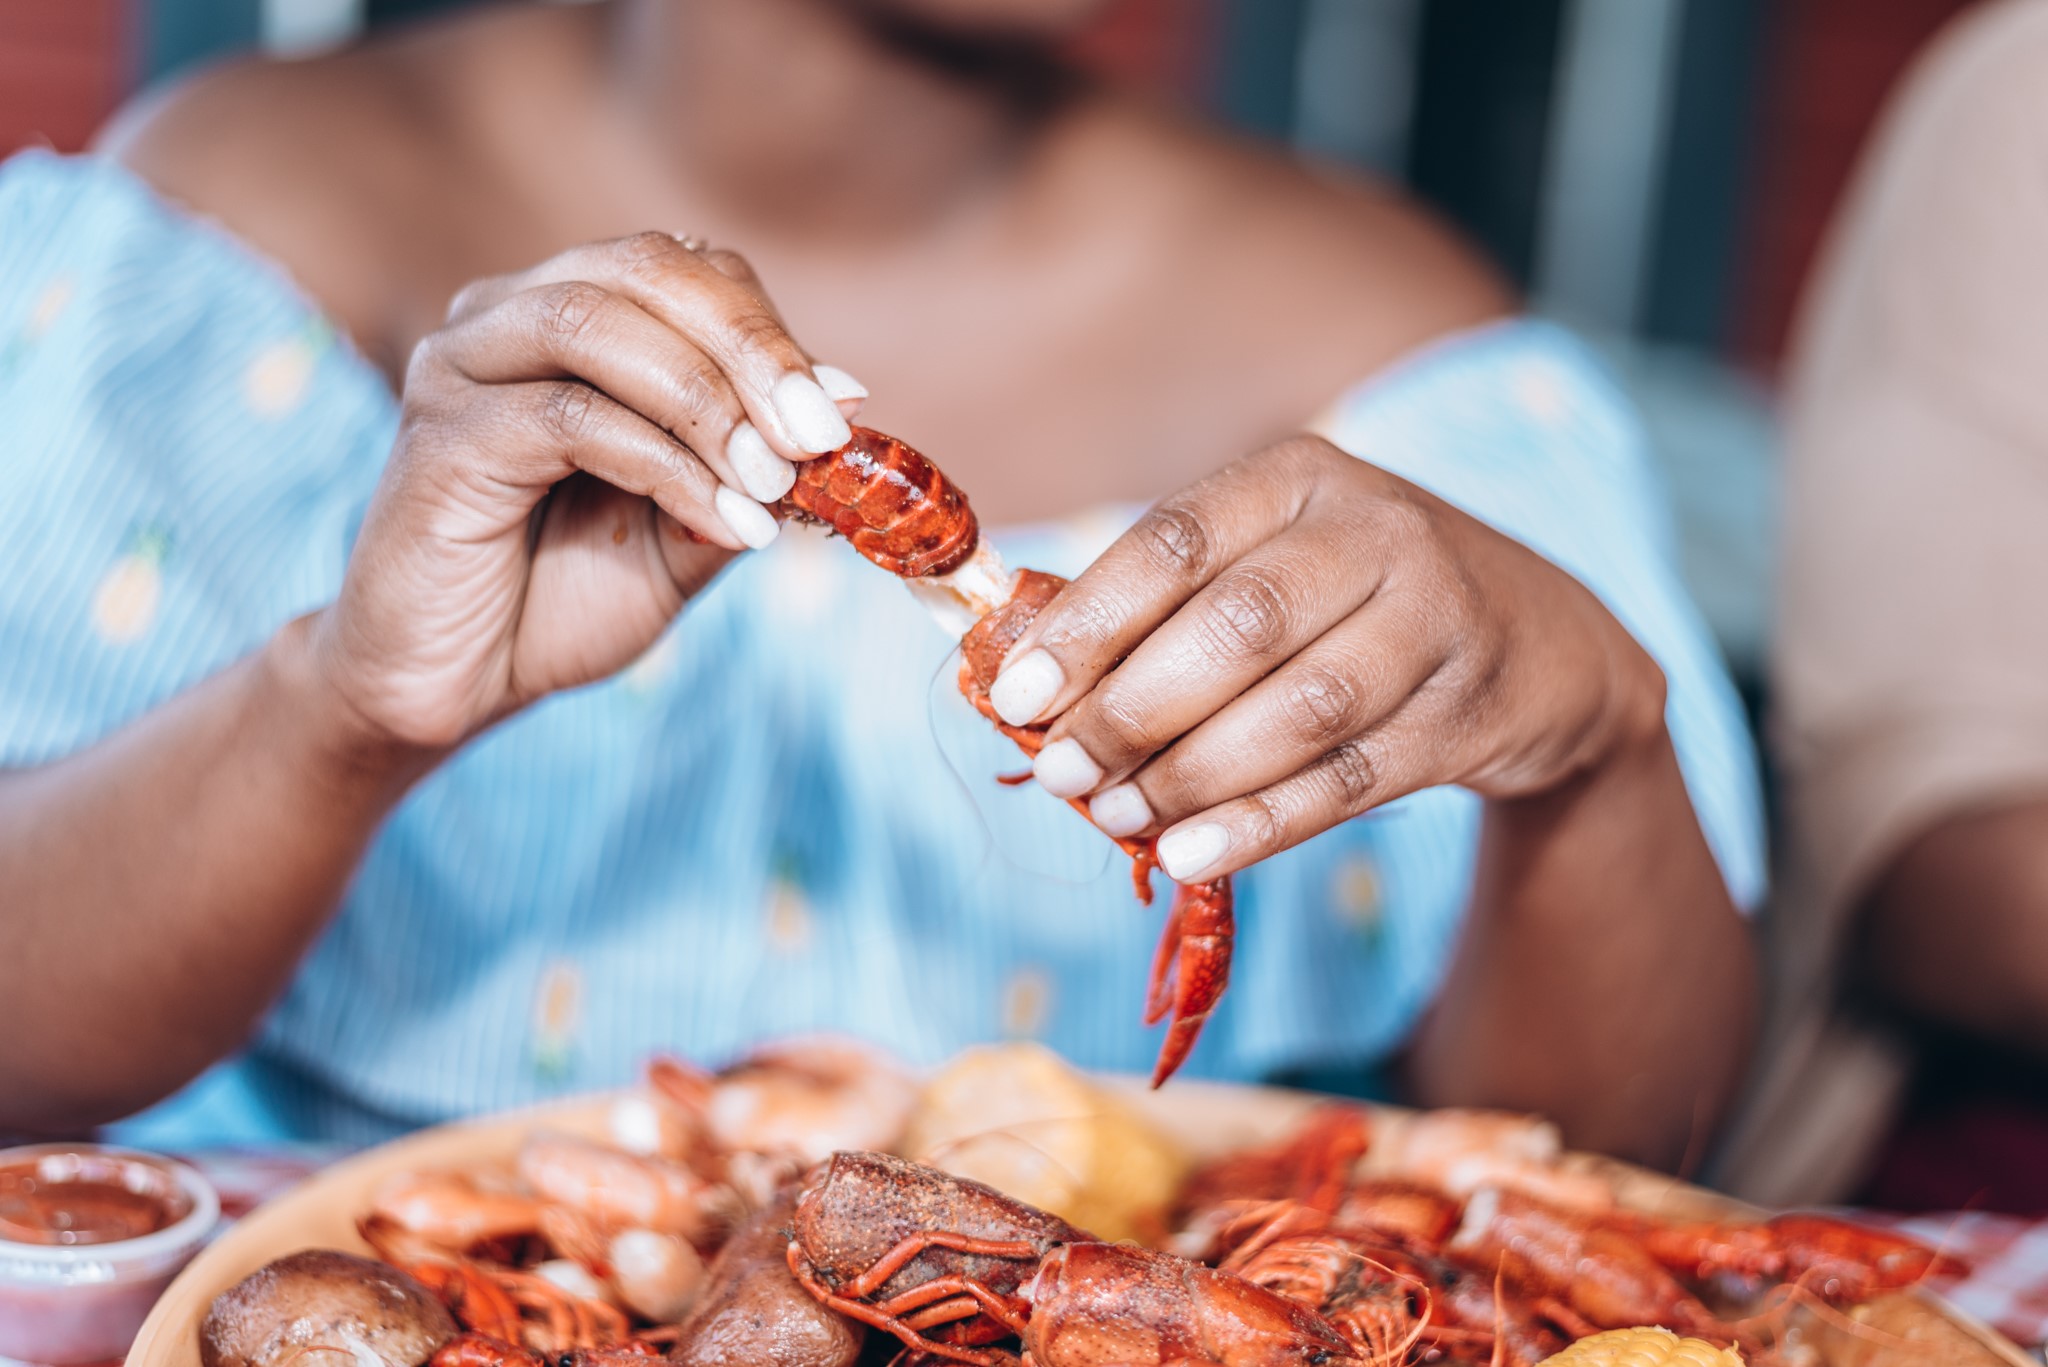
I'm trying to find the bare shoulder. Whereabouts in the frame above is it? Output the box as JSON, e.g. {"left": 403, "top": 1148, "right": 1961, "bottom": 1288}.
{"left": 1207, "top": 131, "right": 1511, "bottom": 342}
{"left": 98, "top": 45, "right": 420, "bottom": 364}
{"left": 1073, "top": 97, "right": 1512, "bottom": 390}
{"left": 95, "top": 12, "right": 523, "bottom": 372}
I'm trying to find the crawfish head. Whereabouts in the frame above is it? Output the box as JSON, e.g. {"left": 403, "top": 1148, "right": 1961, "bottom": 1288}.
{"left": 790, "top": 1151, "right": 1086, "bottom": 1347}
{"left": 1023, "top": 1243, "right": 1362, "bottom": 1367}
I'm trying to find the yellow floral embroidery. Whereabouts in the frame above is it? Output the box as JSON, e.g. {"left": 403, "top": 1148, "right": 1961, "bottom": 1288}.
{"left": 26, "top": 277, "right": 72, "bottom": 340}
{"left": 244, "top": 322, "right": 332, "bottom": 418}
{"left": 1331, "top": 854, "right": 1384, "bottom": 932}
{"left": 763, "top": 874, "right": 814, "bottom": 954}
{"left": 92, "top": 528, "right": 171, "bottom": 645}
{"left": 1000, "top": 966, "right": 1052, "bottom": 1038}
{"left": 1511, "top": 360, "right": 1571, "bottom": 426}
{"left": 0, "top": 275, "right": 76, "bottom": 380}
{"left": 531, "top": 959, "right": 584, "bottom": 1081}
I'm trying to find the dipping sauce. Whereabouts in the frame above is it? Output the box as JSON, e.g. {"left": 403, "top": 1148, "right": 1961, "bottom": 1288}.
{"left": 0, "top": 1150, "right": 192, "bottom": 1246}
{"left": 0, "top": 1145, "right": 218, "bottom": 1365}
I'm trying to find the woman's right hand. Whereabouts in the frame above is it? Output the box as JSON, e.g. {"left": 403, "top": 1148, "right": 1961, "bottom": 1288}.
{"left": 306, "top": 233, "right": 864, "bottom": 752}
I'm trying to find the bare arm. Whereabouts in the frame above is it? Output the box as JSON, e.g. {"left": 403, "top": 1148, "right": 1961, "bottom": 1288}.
{"left": 0, "top": 235, "right": 860, "bottom": 1132}
{"left": 1859, "top": 799, "right": 2048, "bottom": 1053}
{"left": 1410, "top": 730, "right": 1756, "bottom": 1168}
{"left": 0, "top": 622, "right": 430, "bottom": 1131}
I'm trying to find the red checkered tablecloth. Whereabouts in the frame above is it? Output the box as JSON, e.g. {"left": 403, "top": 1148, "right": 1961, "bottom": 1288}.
{"left": 15, "top": 1151, "right": 2048, "bottom": 1364}
{"left": 1868, "top": 1209, "right": 2048, "bottom": 1355}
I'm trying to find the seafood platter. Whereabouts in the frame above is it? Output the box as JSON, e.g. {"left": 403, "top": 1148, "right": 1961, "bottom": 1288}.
{"left": 135, "top": 1039, "right": 2022, "bottom": 1367}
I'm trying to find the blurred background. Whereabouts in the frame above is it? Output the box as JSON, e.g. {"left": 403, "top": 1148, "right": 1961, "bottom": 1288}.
{"left": 0, "top": 0, "right": 1976, "bottom": 724}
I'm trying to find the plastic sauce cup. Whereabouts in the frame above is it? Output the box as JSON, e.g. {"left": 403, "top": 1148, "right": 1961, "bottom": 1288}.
{"left": 0, "top": 1145, "right": 219, "bottom": 1364}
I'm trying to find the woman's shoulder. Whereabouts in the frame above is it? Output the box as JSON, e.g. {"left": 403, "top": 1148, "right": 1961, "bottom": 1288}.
{"left": 1094, "top": 101, "right": 1503, "bottom": 316}
{"left": 1055, "top": 92, "right": 1511, "bottom": 413}
{"left": 94, "top": 8, "right": 541, "bottom": 374}
{"left": 101, "top": 50, "right": 411, "bottom": 367}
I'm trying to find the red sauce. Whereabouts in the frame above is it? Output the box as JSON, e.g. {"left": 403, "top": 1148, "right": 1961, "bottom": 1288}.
{"left": 0, "top": 1151, "right": 190, "bottom": 1247}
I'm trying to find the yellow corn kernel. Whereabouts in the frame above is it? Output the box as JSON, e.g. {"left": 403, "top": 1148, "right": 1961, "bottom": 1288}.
{"left": 1539, "top": 1327, "right": 1744, "bottom": 1367}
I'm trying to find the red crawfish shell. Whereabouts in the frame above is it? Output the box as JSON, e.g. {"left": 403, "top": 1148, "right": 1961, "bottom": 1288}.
{"left": 779, "top": 427, "right": 979, "bottom": 578}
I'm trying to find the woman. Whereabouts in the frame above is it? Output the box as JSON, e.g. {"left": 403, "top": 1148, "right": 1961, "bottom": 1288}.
{"left": 0, "top": 0, "right": 1760, "bottom": 1165}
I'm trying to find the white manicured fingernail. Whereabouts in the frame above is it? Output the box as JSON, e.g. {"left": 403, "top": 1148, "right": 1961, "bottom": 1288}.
{"left": 715, "top": 485, "right": 779, "bottom": 550}
{"left": 727, "top": 421, "right": 795, "bottom": 502}
{"left": 1034, "top": 738, "right": 1104, "bottom": 799}
{"left": 1157, "top": 822, "right": 1231, "bottom": 881}
{"left": 811, "top": 364, "right": 868, "bottom": 404}
{"left": 772, "top": 372, "right": 854, "bottom": 454}
{"left": 1089, "top": 782, "right": 1154, "bottom": 837}
{"left": 991, "top": 649, "right": 1063, "bottom": 727}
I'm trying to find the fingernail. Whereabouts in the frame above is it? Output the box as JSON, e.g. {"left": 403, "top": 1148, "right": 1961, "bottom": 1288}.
{"left": 772, "top": 372, "right": 854, "bottom": 454}
{"left": 1034, "top": 738, "right": 1105, "bottom": 799}
{"left": 1089, "top": 782, "right": 1154, "bottom": 837}
{"left": 990, "top": 648, "right": 1063, "bottom": 727}
{"left": 714, "top": 485, "right": 779, "bottom": 550}
{"left": 811, "top": 364, "right": 868, "bottom": 405}
{"left": 1157, "top": 822, "right": 1231, "bottom": 881}
{"left": 727, "top": 421, "right": 795, "bottom": 502}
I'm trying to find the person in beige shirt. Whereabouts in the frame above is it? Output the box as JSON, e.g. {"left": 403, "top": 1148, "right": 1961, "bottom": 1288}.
{"left": 1725, "top": 0, "right": 2048, "bottom": 1202}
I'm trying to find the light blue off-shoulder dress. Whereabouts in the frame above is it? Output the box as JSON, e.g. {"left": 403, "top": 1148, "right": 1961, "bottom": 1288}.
{"left": 0, "top": 151, "right": 1764, "bottom": 1145}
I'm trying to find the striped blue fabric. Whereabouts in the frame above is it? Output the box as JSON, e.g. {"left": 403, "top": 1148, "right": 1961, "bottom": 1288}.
{"left": 0, "top": 152, "right": 1764, "bottom": 1146}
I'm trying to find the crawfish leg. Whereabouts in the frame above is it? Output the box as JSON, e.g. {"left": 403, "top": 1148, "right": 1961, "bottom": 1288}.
{"left": 785, "top": 1243, "right": 1013, "bottom": 1367}
{"left": 1145, "top": 878, "right": 1235, "bottom": 1087}
{"left": 836, "top": 1231, "right": 1045, "bottom": 1299}
{"left": 498, "top": 1269, "right": 584, "bottom": 1348}
{"left": 902, "top": 1295, "right": 982, "bottom": 1331}
{"left": 410, "top": 1263, "right": 526, "bottom": 1343}
{"left": 876, "top": 1277, "right": 1033, "bottom": 1337}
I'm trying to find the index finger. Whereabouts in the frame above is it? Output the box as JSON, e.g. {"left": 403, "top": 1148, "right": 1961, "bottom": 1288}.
{"left": 452, "top": 233, "right": 853, "bottom": 464}
{"left": 985, "top": 442, "right": 1323, "bottom": 728}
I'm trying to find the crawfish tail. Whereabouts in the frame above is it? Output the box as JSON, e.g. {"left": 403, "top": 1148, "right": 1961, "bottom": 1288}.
{"left": 779, "top": 427, "right": 979, "bottom": 578}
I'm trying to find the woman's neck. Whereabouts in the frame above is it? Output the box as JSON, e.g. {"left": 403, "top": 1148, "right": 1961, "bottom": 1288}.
{"left": 607, "top": 0, "right": 1068, "bottom": 242}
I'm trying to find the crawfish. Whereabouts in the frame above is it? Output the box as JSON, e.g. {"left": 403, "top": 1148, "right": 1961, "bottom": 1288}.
{"left": 777, "top": 426, "right": 980, "bottom": 577}
{"left": 394, "top": 1257, "right": 632, "bottom": 1354}
{"left": 1215, "top": 1198, "right": 1564, "bottom": 1367}
{"left": 1177, "top": 1106, "right": 1374, "bottom": 1226}
{"left": 960, "top": 569, "right": 1236, "bottom": 1086}
{"left": 1603, "top": 1209, "right": 1964, "bottom": 1302}
{"left": 786, "top": 1152, "right": 1362, "bottom": 1367}
{"left": 784, "top": 424, "right": 1236, "bottom": 1087}
{"left": 1448, "top": 1188, "right": 1732, "bottom": 1344}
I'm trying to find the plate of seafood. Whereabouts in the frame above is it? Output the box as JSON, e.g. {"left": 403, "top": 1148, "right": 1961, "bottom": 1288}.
{"left": 134, "top": 1039, "right": 2022, "bottom": 1367}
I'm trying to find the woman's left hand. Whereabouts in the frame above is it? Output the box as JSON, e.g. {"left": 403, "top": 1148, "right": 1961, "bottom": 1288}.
{"left": 985, "top": 435, "right": 1669, "bottom": 883}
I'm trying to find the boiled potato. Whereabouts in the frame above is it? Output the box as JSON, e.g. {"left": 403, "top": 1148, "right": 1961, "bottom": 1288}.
{"left": 902, "top": 1042, "right": 1186, "bottom": 1245}
{"left": 1540, "top": 1327, "right": 1744, "bottom": 1366}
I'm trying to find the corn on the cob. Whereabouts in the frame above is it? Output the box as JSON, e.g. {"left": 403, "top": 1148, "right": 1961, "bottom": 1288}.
{"left": 1539, "top": 1326, "right": 1744, "bottom": 1366}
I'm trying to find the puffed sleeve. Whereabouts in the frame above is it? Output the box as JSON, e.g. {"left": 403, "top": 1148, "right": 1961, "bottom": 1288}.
{"left": 0, "top": 150, "right": 395, "bottom": 766}
{"left": 1311, "top": 319, "right": 1767, "bottom": 911}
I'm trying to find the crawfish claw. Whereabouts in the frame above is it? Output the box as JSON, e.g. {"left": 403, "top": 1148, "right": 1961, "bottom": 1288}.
{"left": 1145, "top": 878, "right": 1235, "bottom": 1087}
